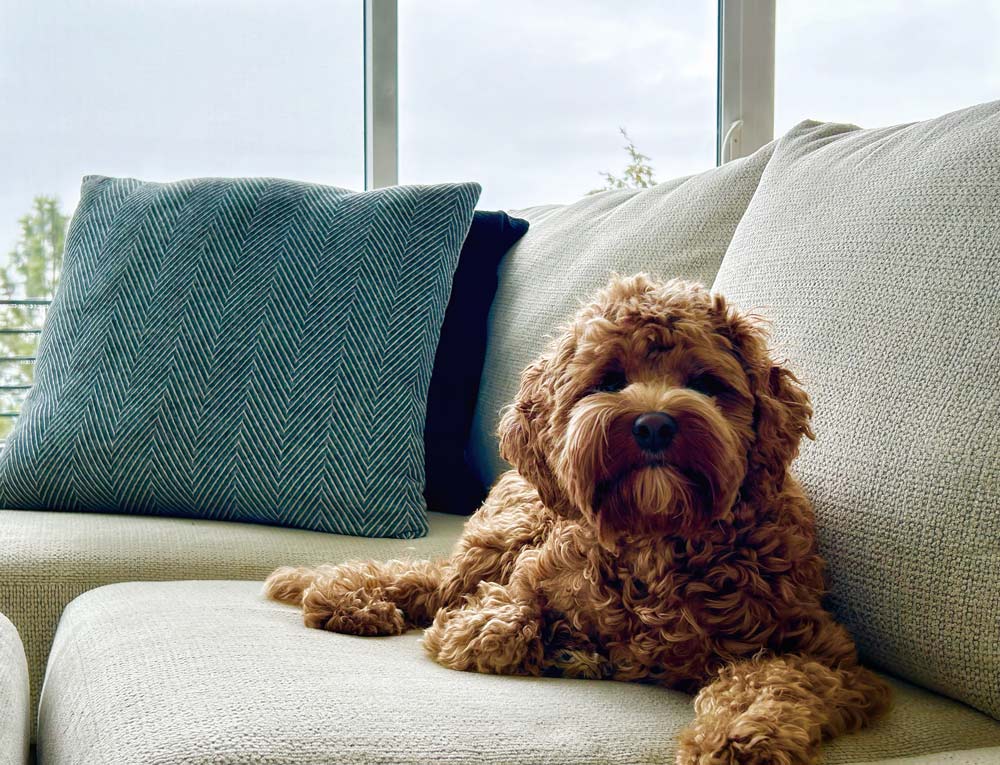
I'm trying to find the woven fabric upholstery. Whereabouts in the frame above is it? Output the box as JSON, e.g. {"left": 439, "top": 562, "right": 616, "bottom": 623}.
{"left": 0, "top": 613, "right": 28, "bottom": 765}
{"left": 0, "top": 508, "right": 467, "bottom": 738}
{"left": 469, "top": 143, "right": 774, "bottom": 485}
{"left": 38, "top": 581, "right": 1000, "bottom": 765}
{"left": 849, "top": 749, "right": 1000, "bottom": 765}
{"left": 713, "top": 102, "right": 1000, "bottom": 718}
{"left": 0, "top": 176, "right": 480, "bottom": 538}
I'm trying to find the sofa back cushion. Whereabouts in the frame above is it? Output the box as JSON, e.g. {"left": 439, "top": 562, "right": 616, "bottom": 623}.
{"left": 0, "top": 175, "right": 480, "bottom": 538}
{"left": 713, "top": 102, "right": 1000, "bottom": 718}
{"left": 469, "top": 144, "right": 775, "bottom": 485}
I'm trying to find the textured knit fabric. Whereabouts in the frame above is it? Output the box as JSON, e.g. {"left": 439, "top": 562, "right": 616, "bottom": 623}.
{"left": 0, "top": 175, "right": 480, "bottom": 538}
{"left": 38, "top": 581, "right": 1000, "bottom": 765}
{"left": 0, "top": 508, "right": 467, "bottom": 738}
{"left": 849, "top": 749, "right": 1000, "bottom": 765}
{"left": 470, "top": 143, "right": 774, "bottom": 485}
{"left": 713, "top": 102, "right": 1000, "bottom": 718}
{"left": 0, "top": 613, "right": 28, "bottom": 765}
{"left": 424, "top": 211, "right": 529, "bottom": 515}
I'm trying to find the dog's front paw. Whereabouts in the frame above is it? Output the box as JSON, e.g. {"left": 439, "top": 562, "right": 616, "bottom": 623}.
{"left": 301, "top": 584, "right": 405, "bottom": 636}
{"left": 677, "top": 713, "right": 816, "bottom": 765}
{"left": 423, "top": 588, "right": 543, "bottom": 675}
{"left": 264, "top": 566, "right": 315, "bottom": 604}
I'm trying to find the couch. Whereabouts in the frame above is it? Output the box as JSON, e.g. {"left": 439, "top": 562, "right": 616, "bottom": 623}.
{"left": 0, "top": 613, "right": 28, "bottom": 765}
{"left": 1, "top": 102, "right": 998, "bottom": 764}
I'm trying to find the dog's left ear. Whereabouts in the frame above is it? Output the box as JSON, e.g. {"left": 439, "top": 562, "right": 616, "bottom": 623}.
{"left": 750, "top": 363, "right": 814, "bottom": 486}
{"left": 498, "top": 354, "right": 579, "bottom": 518}
{"left": 717, "top": 297, "right": 814, "bottom": 490}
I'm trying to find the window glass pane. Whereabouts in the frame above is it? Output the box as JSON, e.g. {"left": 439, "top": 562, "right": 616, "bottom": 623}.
{"left": 0, "top": 0, "right": 362, "bottom": 436}
{"left": 776, "top": 1, "right": 1000, "bottom": 135}
{"left": 399, "top": 1, "right": 718, "bottom": 209}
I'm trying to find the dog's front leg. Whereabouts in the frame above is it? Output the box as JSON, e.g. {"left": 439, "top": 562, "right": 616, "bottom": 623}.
{"left": 423, "top": 579, "right": 545, "bottom": 676}
{"left": 265, "top": 559, "right": 448, "bottom": 635}
{"left": 675, "top": 653, "right": 890, "bottom": 765}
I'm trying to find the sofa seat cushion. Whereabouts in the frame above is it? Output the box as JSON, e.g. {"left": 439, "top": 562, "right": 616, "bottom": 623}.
{"left": 0, "top": 613, "right": 29, "bottom": 765}
{"left": 38, "top": 581, "right": 1000, "bottom": 765}
{"left": 0, "top": 509, "right": 466, "bottom": 735}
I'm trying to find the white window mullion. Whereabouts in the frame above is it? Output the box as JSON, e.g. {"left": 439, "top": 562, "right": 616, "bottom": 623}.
{"left": 717, "top": 0, "right": 775, "bottom": 163}
{"left": 364, "top": 0, "right": 398, "bottom": 189}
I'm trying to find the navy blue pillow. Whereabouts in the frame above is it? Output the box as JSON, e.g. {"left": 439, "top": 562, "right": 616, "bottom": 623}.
{"left": 423, "top": 211, "right": 528, "bottom": 515}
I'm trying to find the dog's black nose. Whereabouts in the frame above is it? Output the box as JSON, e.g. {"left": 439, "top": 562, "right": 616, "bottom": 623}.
{"left": 632, "top": 412, "right": 677, "bottom": 452}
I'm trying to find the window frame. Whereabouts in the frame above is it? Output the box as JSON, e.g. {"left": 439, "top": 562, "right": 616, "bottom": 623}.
{"left": 717, "top": 0, "right": 776, "bottom": 163}
{"left": 363, "top": 0, "right": 778, "bottom": 181}
{"left": 364, "top": 0, "right": 399, "bottom": 188}
{"left": 2, "top": 2, "right": 775, "bottom": 425}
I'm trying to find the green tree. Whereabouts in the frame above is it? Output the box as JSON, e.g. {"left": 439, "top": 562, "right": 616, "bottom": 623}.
{"left": 0, "top": 196, "right": 68, "bottom": 436}
{"left": 590, "top": 128, "right": 657, "bottom": 194}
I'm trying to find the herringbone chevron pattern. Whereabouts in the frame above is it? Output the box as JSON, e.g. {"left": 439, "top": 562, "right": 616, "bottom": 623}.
{"left": 0, "top": 175, "right": 481, "bottom": 537}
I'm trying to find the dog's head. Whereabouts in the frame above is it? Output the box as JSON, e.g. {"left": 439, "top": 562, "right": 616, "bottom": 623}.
{"left": 499, "top": 275, "right": 812, "bottom": 547}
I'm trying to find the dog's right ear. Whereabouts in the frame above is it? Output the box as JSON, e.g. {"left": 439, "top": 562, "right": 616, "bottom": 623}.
{"left": 498, "top": 356, "right": 578, "bottom": 518}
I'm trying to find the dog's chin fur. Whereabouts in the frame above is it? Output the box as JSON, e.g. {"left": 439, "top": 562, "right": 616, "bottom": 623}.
{"left": 593, "top": 465, "right": 693, "bottom": 549}
{"left": 559, "top": 389, "right": 747, "bottom": 549}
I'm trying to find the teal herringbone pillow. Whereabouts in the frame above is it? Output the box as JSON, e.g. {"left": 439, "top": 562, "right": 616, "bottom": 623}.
{"left": 0, "top": 176, "right": 480, "bottom": 537}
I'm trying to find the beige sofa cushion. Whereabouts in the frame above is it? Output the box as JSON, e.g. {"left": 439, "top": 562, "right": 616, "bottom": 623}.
{"left": 0, "top": 509, "right": 466, "bottom": 736}
{"left": 38, "top": 581, "right": 1000, "bottom": 765}
{"left": 0, "top": 613, "right": 28, "bottom": 765}
{"left": 852, "top": 749, "right": 1000, "bottom": 765}
{"left": 470, "top": 142, "right": 775, "bottom": 485}
{"left": 713, "top": 101, "right": 1000, "bottom": 718}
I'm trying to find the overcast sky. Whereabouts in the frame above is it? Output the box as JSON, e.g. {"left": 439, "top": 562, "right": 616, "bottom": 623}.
{"left": 2, "top": 0, "right": 999, "bottom": 258}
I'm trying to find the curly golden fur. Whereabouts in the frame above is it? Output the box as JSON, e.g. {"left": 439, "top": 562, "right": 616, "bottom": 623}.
{"left": 266, "top": 275, "right": 890, "bottom": 764}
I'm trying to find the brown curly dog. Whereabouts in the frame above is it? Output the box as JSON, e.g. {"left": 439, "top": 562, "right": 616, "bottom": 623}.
{"left": 266, "top": 275, "right": 890, "bottom": 764}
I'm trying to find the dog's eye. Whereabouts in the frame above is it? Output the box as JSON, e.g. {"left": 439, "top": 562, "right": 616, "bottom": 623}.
{"left": 594, "top": 370, "right": 628, "bottom": 394}
{"left": 687, "top": 373, "right": 728, "bottom": 397}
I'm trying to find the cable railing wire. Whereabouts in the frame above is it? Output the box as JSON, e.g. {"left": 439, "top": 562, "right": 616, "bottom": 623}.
{"left": 0, "top": 297, "right": 50, "bottom": 420}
